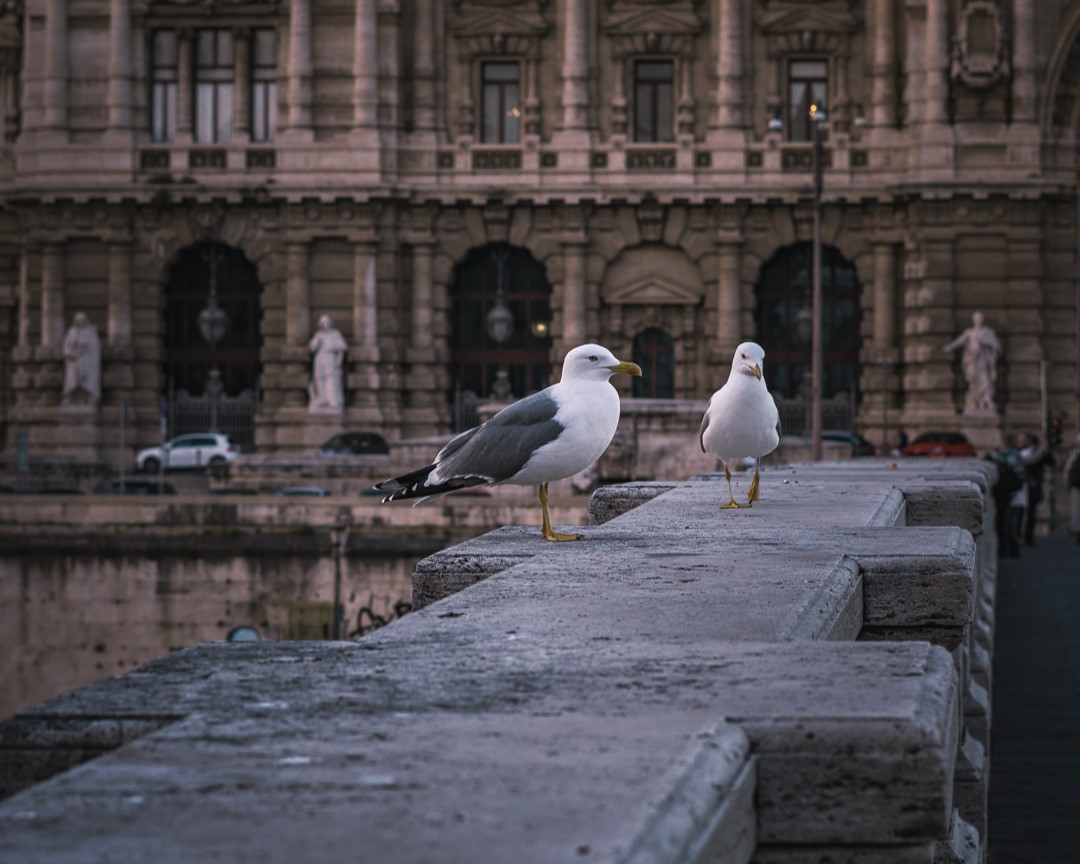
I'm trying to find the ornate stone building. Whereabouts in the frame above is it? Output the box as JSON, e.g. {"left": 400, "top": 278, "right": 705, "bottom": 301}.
{"left": 0, "top": 0, "right": 1078, "bottom": 462}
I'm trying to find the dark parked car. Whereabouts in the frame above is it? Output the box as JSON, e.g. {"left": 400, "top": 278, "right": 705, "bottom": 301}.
{"left": 902, "top": 432, "right": 977, "bottom": 458}
{"left": 822, "top": 432, "right": 877, "bottom": 457}
{"left": 318, "top": 432, "right": 389, "bottom": 456}
{"left": 97, "top": 478, "right": 177, "bottom": 495}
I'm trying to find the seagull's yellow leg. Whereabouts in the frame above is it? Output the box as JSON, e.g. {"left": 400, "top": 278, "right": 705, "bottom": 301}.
{"left": 539, "top": 482, "right": 581, "bottom": 541}
{"left": 720, "top": 465, "right": 751, "bottom": 509}
{"left": 747, "top": 459, "right": 761, "bottom": 503}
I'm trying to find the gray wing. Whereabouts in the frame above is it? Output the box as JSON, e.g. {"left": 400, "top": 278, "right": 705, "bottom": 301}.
{"left": 436, "top": 389, "right": 565, "bottom": 483}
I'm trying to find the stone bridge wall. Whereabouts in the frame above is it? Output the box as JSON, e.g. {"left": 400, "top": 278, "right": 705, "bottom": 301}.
{"left": 0, "top": 460, "right": 995, "bottom": 864}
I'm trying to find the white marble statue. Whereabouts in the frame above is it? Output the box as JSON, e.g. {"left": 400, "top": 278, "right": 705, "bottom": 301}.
{"left": 308, "top": 314, "right": 348, "bottom": 411}
{"left": 61, "top": 312, "right": 101, "bottom": 408}
{"left": 944, "top": 311, "right": 1002, "bottom": 414}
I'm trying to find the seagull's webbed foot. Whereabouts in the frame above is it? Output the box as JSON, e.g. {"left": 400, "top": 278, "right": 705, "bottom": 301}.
{"left": 720, "top": 465, "right": 751, "bottom": 509}
{"left": 539, "top": 483, "right": 582, "bottom": 542}
{"left": 747, "top": 461, "right": 761, "bottom": 503}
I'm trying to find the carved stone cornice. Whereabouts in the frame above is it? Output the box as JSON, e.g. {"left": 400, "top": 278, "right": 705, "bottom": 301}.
{"left": 602, "top": 0, "right": 702, "bottom": 57}
{"left": 449, "top": 0, "right": 550, "bottom": 58}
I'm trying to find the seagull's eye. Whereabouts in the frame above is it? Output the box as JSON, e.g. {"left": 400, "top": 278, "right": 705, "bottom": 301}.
{"left": 588, "top": 355, "right": 598, "bottom": 362}
{"left": 741, "top": 353, "right": 747, "bottom": 359}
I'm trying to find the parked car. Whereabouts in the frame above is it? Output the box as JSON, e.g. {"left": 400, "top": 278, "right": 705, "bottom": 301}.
{"left": 901, "top": 432, "right": 976, "bottom": 458}
{"left": 135, "top": 433, "right": 240, "bottom": 473}
{"left": 318, "top": 432, "right": 389, "bottom": 456}
{"left": 97, "top": 478, "right": 177, "bottom": 495}
{"left": 822, "top": 432, "right": 878, "bottom": 457}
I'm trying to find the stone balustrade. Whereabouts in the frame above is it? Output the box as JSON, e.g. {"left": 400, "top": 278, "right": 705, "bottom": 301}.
{"left": 0, "top": 459, "right": 995, "bottom": 863}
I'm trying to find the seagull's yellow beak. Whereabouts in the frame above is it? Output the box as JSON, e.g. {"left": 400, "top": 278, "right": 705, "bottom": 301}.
{"left": 609, "top": 361, "right": 643, "bottom": 377}
{"left": 749, "top": 364, "right": 762, "bottom": 380}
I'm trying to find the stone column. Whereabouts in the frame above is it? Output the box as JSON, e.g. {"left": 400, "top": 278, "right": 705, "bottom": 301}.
{"left": 716, "top": 237, "right": 742, "bottom": 359}
{"left": 873, "top": 242, "right": 897, "bottom": 354}
{"left": 411, "top": 241, "right": 434, "bottom": 350}
{"left": 561, "top": 239, "right": 587, "bottom": 348}
{"left": 352, "top": 0, "right": 379, "bottom": 131}
{"left": 106, "top": 0, "right": 133, "bottom": 132}
{"left": 40, "top": 243, "right": 65, "bottom": 348}
{"left": 1012, "top": 0, "right": 1037, "bottom": 126}
{"left": 16, "top": 245, "right": 33, "bottom": 348}
{"left": 923, "top": 0, "right": 949, "bottom": 127}
{"left": 287, "top": 0, "right": 314, "bottom": 133}
{"left": 713, "top": 0, "right": 744, "bottom": 129}
{"left": 560, "top": 0, "right": 589, "bottom": 131}
{"left": 412, "top": 0, "right": 436, "bottom": 132}
{"left": 285, "top": 242, "right": 311, "bottom": 346}
{"left": 176, "top": 29, "right": 194, "bottom": 141}
{"left": 870, "top": 0, "right": 896, "bottom": 128}
{"left": 350, "top": 239, "right": 383, "bottom": 423}
{"left": 42, "top": 0, "right": 68, "bottom": 132}
{"left": 233, "top": 29, "right": 251, "bottom": 141}
{"left": 107, "top": 242, "right": 132, "bottom": 346}
{"left": 19, "top": 4, "right": 40, "bottom": 132}
{"left": 403, "top": 240, "right": 439, "bottom": 435}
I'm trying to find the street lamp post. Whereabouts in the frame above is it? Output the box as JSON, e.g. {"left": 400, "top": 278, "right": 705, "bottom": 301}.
{"left": 809, "top": 104, "right": 827, "bottom": 461}
{"left": 329, "top": 516, "right": 351, "bottom": 641}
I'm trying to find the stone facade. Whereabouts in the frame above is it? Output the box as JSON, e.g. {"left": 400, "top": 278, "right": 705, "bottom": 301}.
{"left": 0, "top": 0, "right": 1078, "bottom": 463}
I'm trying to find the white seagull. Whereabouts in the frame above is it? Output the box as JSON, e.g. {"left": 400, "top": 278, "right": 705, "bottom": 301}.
{"left": 375, "top": 344, "right": 642, "bottom": 541}
{"left": 699, "top": 341, "right": 781, "bottom": 509}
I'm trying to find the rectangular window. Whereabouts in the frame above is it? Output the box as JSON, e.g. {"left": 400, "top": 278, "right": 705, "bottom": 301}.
{"left": 633, "top": 60, "right": 674, "bottom": 143}
{"left": 788, "top": 59, "right": 828, "bottom": 142}
{"left": 195, "top": 29, "right": 235, "bottom": 143}
{"left": 480, "top": 62, "right": 520, "bottom": 144}
{"left": 251, "top": 29, "right": 278, "bottom": 143}
{"left": 150, "top": 30, "right": 178, "bottom": 142}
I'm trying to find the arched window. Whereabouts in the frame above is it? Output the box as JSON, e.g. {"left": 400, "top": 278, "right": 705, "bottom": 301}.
{"left": 450, "top": 244, "right": 552, "bottom": 427}
{"left": 632, "top": 328, "right": 675, "bottom": 398}
{"left": 755, "top": 243, "right": 861, "bottom": 399}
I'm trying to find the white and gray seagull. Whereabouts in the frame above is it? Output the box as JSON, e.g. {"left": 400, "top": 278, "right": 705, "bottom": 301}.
{"left": 374, "top": 344, "right": 642, "bottom": 541}
{"left": 699, "top": 341, "right": 781, "bottom": 509}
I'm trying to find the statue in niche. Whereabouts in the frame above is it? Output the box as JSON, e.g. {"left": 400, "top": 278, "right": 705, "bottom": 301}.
{"left": 944, "top": 310, "right": 1002, "bottom": 414}
{"left": 308, "top": 314, "right": 348, "bottom": 411}
{"left": 61, "top": 312, "right": 101, "bottom": 408}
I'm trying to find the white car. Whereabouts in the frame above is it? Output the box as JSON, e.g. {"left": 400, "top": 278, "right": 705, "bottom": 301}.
{"left": 135, "top": 433, "right": 240, "bottom": 473}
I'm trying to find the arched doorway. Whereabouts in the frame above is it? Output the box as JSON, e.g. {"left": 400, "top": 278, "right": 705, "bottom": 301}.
{"left": 632, "top": 328, "right": 675, "bottom": 398}
{"left": 164, "top": 242, "right": 263, "bottom": 448}
{"left": 449, "top": 243, "right": 552, "bottom": 430}
{"left": 756, "top": 243, "right": 861, "bottom": 428}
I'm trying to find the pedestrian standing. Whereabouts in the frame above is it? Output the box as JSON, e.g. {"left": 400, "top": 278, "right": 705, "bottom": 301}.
{"left": 1017, "top": 432, "right": 1053, "bottom": 547}
{"left": 1065, "top": 433, "right": 1080, "bottom": 545}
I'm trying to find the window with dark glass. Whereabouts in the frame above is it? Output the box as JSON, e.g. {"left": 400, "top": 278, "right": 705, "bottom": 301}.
{"left": 787, "top": 59, "right": 828, "bottom": 142}
{"left": 755, "top": 242, "right": 860, "bottom": 400}
{"left": 150, "top": 30, "right": 178, "bottom": 142}
{"left": 632, "top": 328, "right": 675, "bottom": 399}
{"left": 195, "top": 30, "right": 235, "bottom": 143}
{"left": 481, "top": 62, "right": 521, "bottom": 144}
{"left": 251, "top": 29, "right": 278, "bottom": 143}
{"left": 633, "top": 60, "right": 674, "bottom": 143}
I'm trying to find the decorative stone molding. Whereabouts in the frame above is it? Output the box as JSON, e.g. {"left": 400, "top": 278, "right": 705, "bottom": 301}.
{"left": 601, "top": 244, "right": 705, "bottom": 305}
{"left": 950, "top": 0, "right": 1010, "bottom": 91}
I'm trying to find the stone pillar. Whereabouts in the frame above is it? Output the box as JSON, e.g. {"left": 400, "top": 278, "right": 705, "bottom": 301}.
{"left": 1012, "top": 0, "right": 1037, "bottom": 126}
{"left": 870, "top": 0, "right": 896, "bottom": 128}
{"left": 352, "top": 0, "right": 379, "bottom": 131}
{"left": 413, "top": 0, "right": 436, "bottom": 132}
{"left": 716, "top": 237, "right": 742, "bottom": 360}
{"left": 287, "top": 0, "right": 314, "bottom": 134}
{"left": 713, "top": 0, "right": 744, "bottom": 129}
{"left": 285, "top": 242, "right": 311, "bottom": 346}
{"left": 561, "top": 238, "right": 587, "bottom": 349}
{"left": 176, "top": 29, "right": 194, "bottom": 141}
{"left": 403, "top": 240, "right": 439, "bottom": 435}
{"left": 16, "top": 246, "right": 31, "bottom": 348}
{"left": 873, "top": 242, "right": 897, "bottom": 353}
{"left": 233, "top": 28, "right": 251, "bottom": 141}
{"left": 923, "top": 0, "right": 949, "bottom": 126}
{"left": 19, "top": 4, "right": 40, "bottom": 132}
{"left": 106, "top": 0, "right": 133, "bottom": 132}
{"left": 42, "top": 0, "right": 68, "bottom": 132}
{"left": 560, "top": 0, "right": 589, "bottom": 131}
{"left": 40, "top": 243, "right": 65, "bottom": 348}
{"left": 350, "top": 239, "right": 383, "bottom": 424}
{"left": 107, "top": 242, "right": 132, "bottom": 346}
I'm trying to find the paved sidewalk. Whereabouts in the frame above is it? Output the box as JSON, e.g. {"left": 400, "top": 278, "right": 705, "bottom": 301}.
{"left": 989, "top": 536, "right": 1080, "bottom": 862}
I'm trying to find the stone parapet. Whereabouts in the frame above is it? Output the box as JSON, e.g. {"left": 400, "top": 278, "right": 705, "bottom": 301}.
{"left": 0, "top": 460, "right": 995, "bottom": 863}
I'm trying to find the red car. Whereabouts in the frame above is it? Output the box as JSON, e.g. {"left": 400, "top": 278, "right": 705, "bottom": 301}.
{"left": 901, "top": 432, "right": 976, "bottom": 458}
